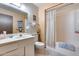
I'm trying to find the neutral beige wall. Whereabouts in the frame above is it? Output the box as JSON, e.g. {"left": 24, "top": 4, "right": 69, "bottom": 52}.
{"left": 56, "top": 4, "right": 75, "bottom": 42}
{"left": 38, "top": 3, "right": 58, "bottom": 42}
{"left": 55, "top": 4, "right": 76, "bottom": 42}
{"left": 56, "top": 4, "right": 79, "bottom": 46}
{"left": 0, "top": 8, "right": 26, "bottom": 33}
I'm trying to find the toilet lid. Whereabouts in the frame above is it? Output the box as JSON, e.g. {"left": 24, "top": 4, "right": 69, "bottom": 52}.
{"left": 35, "top": 42, "right": 44, "bottom": 46}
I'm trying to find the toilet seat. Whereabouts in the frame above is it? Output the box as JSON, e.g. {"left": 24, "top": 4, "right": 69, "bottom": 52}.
{"left": 35, "top": 42, "right": 44, "bottom": 48}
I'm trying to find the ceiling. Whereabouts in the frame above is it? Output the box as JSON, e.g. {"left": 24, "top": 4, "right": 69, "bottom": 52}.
{"left": 33, "top": 3, "right": 52, "bottom": 7}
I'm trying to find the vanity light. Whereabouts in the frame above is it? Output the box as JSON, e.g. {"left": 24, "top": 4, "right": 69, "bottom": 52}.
{"left": 10, "top": 3, "right": 21, "bottom": 8}
{"left": 20, "top": 4, "right": 26, "bottom": 10}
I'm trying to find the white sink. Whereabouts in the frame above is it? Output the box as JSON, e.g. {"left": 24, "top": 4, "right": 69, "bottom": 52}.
{"left": 8, "top": 34, "right": 33, "bottom": 39}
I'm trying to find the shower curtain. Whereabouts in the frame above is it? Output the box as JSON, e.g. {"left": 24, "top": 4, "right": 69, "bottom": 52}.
{"left": 46, "top": 10, "right": 56, "bottom": 48}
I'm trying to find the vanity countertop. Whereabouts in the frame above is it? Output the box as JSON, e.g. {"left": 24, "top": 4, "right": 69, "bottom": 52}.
{"left": 0, "top": 33, "right": 34, "bottom": 45}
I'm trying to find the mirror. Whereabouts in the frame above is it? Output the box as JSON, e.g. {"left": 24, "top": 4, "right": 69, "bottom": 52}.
{"left": 0, "top": 14, "right": 13, "bottom": 34}
{"left": 0, "top": 3, "right": 27, "bottom": 34}
{"left": 17, "top": 20, "right": 23, "bottom": 32}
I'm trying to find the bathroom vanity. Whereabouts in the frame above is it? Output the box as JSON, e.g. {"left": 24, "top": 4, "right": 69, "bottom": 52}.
{"left": 0, "top": 33, "right": 35, "bottom": 56}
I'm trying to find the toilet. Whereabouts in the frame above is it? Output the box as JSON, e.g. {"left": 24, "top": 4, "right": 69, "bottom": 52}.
{"left": 32, "top": 33, "right": 45, "bottom": 49}
{"left": 35, "top": 42, "right": 45, "bottom": 49}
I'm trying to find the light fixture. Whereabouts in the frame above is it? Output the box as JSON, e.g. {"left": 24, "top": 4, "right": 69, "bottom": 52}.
{"left": 10, "top": 3, "right": 21, "bottom": 8}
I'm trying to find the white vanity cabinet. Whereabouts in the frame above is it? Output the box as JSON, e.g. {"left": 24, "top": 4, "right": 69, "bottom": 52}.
{"left": 17, "top": 38, "right": 35, "bottom": 56}
{"left": 0, "top": 37, "right": 34, "bottom": 56}
{"left": 0, "top": 42, "right": 18, "bottom": 56}
{"left": 24, "top": 39, "right": 34, "bottom": 56}
{"left": 3, "top": 47, "right": 24, "bottom": 56}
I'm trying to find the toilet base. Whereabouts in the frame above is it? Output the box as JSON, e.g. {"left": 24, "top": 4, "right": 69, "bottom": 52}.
{"left": 35, "top": 42, "right": 45, "bottom": 49}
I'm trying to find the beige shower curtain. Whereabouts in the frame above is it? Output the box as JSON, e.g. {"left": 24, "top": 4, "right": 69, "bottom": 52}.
{"left": 46, "top": 10, "right": 56, "bottom": 48}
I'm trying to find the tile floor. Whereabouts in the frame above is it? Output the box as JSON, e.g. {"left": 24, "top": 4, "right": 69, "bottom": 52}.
{"left": 35, "top": 48, "right": 49, "bottom": 56}
{"left": 35, "top": 48, "right": 64, "bottom": 56}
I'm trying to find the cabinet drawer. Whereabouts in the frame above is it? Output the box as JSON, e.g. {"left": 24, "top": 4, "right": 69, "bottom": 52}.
{"left": 18, "top": 38, "right": 34, "bottom": 47}
{"left": 3, "top": 47, "right": 24, "bottom": 56}
{"left": 0, "top": 42, "right": 17, "bottom": 55}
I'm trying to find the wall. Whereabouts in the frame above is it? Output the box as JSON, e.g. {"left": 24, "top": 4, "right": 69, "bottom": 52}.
{"left": 0, "top": 8, "right": 26, "bottom": 33}
{"left": 21, "top": 3, "right": 39, "bottom": 34}
{"left": 38, "top": 3, "right": 58, "bottom": 42}
{"left": 56, "top": 4, "right": 79, "bottom": 46}
{"left": 56, "top": 4, "right": 75, "bottom": 42}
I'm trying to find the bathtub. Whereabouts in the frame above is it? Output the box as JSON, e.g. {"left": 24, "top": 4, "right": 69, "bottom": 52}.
{"left": 54, "top": 42, "right": 79, "bottom": 56}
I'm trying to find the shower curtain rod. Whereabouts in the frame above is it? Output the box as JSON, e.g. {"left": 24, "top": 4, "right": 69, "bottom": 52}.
{"left": 46, "top": 3, "right": 73, "bottom": 12}
{"left": 46, "top": 3, "right": 63, "bottom": 10}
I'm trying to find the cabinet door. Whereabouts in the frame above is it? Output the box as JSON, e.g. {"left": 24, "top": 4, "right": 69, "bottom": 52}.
{"left": 17, "top": 38, "right": 35, "bottom": 56}
{"left": 25, "top": 45, "right": 34, "bottom": 56}
{"left": 0, "top": 42, "right": 17, "bottom": 55}
{"left": 24, "top": 39, "right": 34, "bottom": 56}
{"left": 3, "top": 47, "right": 24, "bottom": 56}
